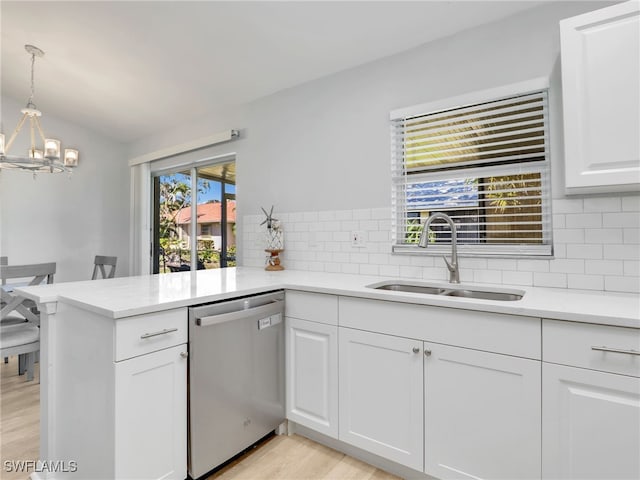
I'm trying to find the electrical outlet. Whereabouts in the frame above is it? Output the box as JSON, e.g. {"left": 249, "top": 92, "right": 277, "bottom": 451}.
{"left": 351, "top": 231, "right": 364, "bottom": 247}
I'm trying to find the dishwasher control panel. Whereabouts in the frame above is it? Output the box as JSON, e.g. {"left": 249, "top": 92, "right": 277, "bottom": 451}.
{"left": 258, "top": 312, "right": 282, "bottom": 330}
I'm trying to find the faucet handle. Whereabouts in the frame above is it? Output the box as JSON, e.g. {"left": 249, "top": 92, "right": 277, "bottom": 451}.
{"left": 442, "top": 255, "right": 455, "bottom": 272}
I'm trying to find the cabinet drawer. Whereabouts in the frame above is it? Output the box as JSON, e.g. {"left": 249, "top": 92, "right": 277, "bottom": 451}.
{"left": 339, "top": 297, "right": 541, "bottom": 359}
{"left": 285, "top": 290, "right": 338, "bottom": 325}
{"left": 543, "top": 319, "right": 640, "bottom": 377}
{"left": 114, "top": 308, "right": 187, "bottom": 361}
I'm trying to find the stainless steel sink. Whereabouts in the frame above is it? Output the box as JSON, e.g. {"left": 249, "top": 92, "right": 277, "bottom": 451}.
{"left": 373, "top": 283, "right": 449, "bottom": 295}
{"left": 367, "top": 281, "right": 524, "bottom": 301}
{"left": 442, "top": 289, "right": 523, "bottom": 301}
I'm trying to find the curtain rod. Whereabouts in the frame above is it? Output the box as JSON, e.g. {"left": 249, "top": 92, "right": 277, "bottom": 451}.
{"left": 128, "top": 129, "right": 239, "bottom": 167}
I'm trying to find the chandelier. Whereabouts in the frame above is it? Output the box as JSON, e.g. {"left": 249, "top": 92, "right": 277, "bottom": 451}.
{"left": 0, "top": 45, "right": 78, "bottom": 175}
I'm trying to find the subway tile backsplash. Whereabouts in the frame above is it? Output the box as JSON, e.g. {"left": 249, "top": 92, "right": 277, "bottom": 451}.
{"left": 241, "top": 194, "right": 640, "bottom": 293}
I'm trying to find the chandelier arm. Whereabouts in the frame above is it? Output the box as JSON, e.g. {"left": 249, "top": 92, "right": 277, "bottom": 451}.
{"left": 30, "top": 116, "right": 36, "bottom": 152}
{"left": 29, "top": 52, "right": 36, "bottom": 107}
{"left": 4, "top": 113, "right": 29, "bottom": 153}
{"left": 34, "top": 116, "right": 47, "bottom": 144}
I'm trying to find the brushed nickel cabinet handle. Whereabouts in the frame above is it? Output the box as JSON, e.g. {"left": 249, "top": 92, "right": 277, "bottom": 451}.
{"left": 591, "top": 346, "right": 640, "bottom": 356}
{"left": 140, "top": 327, "right": 178, "bottom": 339}
{"left": 412, "top": 347, "right": 420, "bottom": 354}
{"left": 180, "top": 351, "right": 189, "bottom": 359}
{"left": 424, "top": 349, "right": 432, "bottom": 357}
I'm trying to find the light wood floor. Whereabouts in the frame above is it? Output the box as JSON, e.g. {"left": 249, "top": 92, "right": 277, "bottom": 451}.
{"left": 0, "top": 357, "right": 398, "bottom": 480}
{"left": 208, "top": 434, "right": 400, "bottom": 480}
{"left": 1, "top": 356, "right": 40, "bottom": 480}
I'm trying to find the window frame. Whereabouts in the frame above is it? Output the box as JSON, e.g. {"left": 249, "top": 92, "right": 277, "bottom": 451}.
{"left": 390, "top": 78, "right": 553, "bottom": 258}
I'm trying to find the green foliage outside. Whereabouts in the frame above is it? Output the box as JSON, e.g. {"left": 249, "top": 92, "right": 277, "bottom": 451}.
{"left": 160, "top": 176, "right": 220, "bottom": 272}
{"left": 405, "top": 218, "right": 436, "bottom": 245}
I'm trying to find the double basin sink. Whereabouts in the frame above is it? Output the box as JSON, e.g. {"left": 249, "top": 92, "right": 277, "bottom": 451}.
{"left": 367, "top": 280, "right": 524, "bottom": 301}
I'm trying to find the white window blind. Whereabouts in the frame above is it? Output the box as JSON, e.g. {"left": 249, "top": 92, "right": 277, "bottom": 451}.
{"left": 391, "top": 88, "right": 552, "bottom": 257}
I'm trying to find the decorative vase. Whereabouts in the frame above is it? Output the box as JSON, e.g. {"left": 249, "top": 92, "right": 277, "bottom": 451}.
{"left": 264, "top": 226, "right": 284, "bottom": 271}
{"left": 260, "top": 206, "right": 285, "bottom": 271}
{"left": 265, "top": 227, "right": 284, "bottom": 250}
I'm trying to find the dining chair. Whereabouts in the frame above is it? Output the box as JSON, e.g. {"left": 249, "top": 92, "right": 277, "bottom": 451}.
{"left": 1, "top": 262, "right": 55, "bottom": 379}
{"left": 1, "top": 258, "right": 41, "bottom": 327}
{"left": 0, "top": 323, "right": 39, "bottom": 381}
{"left": 1, "top": 262, "right": 56, "bottom": 323}
{"left": 92, "top": 255, "right": 117, "bottom": 280}
{"left": 0, "top": 256, "right": 7, "bottom": 286}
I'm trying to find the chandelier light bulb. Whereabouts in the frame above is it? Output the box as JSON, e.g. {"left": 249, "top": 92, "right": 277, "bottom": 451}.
{"left": 44, "top": 139, "right": 60, "bottom": 158}
{"left": 64, "top": 149, "right": 78, "bottom": 167}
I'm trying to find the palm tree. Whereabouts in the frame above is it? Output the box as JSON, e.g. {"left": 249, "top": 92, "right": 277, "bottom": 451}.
{"left": 158, "top": 176, "right": 210, "bottom": 270}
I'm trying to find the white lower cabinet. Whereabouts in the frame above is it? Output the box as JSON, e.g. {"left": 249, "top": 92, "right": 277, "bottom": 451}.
{"left": 42, "top": 304, "right": 188, "bottom": 479}
{"left": 542, "top": 319, "right": 640, "bottom": 479}
{"left": 284, "top": 294, "right": 640, "bottom": 479}
{"left": 285, "top": 317, "right": 338, "bottom": 438}
{"left": 338, "top": 327, "right": 424, "bottom": 472}
{"left": 424, "top": 342, "right": 541, "bottom": 479}
{"left": 114, "top": 344, "right": 187, "bottom": 480}
{"left": 542, "top": 363, "right": 640, "bottom": 479}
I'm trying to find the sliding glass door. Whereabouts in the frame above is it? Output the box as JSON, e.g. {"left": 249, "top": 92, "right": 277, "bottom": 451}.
{"left": 152, "top": 160, "right": 236, "bottom": 274}
{"left": 196, "top": 162, "right": 236, "bottom": 269}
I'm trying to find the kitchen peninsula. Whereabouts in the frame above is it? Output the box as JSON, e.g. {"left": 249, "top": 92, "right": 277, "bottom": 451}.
{"left": 18, "top": 267, "right": 640, "bottom": 480}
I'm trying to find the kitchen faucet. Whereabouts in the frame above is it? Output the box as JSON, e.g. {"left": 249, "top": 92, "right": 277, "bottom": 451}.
{"left": 418, "top": 212, "right": 460, "bottom": 284}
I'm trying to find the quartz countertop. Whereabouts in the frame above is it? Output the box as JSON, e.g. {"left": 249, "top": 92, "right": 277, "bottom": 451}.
{"left": 16, "top": 267, "right": 640, "bottom": 328}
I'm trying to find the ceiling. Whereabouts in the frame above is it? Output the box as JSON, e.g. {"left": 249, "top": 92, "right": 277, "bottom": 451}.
{"left": 193, "top": 161, "right": 236, "bottom": 185}
{"left": 1, "top": 1, "right": 545, "bottom": 144}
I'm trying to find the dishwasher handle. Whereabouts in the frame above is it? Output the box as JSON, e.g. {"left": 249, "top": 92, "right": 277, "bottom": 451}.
{"left": 195, "top": 299, "right": 284, "bottom": 327}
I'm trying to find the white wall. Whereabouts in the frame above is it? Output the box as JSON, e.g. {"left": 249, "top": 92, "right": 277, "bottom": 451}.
{"left": 128, "top": 1, "right": 639, "bottom": 292}
{"left": 1, "top": 95, "right": 130, "bottom": 282}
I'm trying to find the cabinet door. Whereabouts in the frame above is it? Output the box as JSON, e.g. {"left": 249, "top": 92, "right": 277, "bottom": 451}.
{"left": 543, "top": 363, "right": 640, "bottom": 479}
{"left": 424, "top": 342, "right": 541, "bottom": 479}
{"left": 339, "top": 328, "right": 423, "bottom": 471}
{"left": 114, "top": 344, "right": 187, "bottom": 480}
{"left": 561, "top": 1, "right": 640, "bottom": 193}
{"left": 286, "top": 317, "right": 338, "bottom": 438}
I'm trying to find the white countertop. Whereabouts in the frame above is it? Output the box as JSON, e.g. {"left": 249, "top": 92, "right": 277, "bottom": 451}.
{"left": 16, "top": 267, "right": 640, "bottom": 328}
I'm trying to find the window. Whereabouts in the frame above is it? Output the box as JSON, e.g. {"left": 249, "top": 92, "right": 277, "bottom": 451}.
{"left": 391, "top": 82, "right": 552, "bottom": 257}
{"left": 152, "top": 159, "right": 237, "bottom": 273}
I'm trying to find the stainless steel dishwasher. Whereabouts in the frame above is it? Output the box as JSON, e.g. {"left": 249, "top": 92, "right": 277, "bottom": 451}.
{"left": 188, "top": 290, "right": 285, "bottom": 479}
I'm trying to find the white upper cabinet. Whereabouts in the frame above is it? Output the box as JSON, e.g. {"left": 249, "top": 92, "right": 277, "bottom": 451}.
{"left": 560, "top": 1, "right": 640, "bottom": 194}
